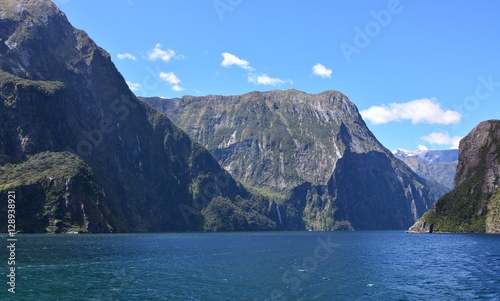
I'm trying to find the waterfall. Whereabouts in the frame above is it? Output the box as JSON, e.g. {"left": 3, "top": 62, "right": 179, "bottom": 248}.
{"left": 276, "top": 205, "right": 283, "bottom": 226}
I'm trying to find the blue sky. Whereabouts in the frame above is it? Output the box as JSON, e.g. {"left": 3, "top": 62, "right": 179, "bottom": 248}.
{"left": 57, "top": 0, "right": 500, "bottom": 151}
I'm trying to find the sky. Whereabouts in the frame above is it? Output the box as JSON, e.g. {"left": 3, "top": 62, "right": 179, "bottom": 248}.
{"left": 56, "top": 0, "right": 500, "bottom": 151}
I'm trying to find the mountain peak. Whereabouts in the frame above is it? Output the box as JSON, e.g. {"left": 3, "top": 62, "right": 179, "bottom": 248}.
{"left": 142, "top": 89, "right": 381, "bottom": 191}
{"left": 0, "top": 0, "right": 112, "bottom": 83}
{"left": 0, "top": 0, "right": 61, "bottom": 21}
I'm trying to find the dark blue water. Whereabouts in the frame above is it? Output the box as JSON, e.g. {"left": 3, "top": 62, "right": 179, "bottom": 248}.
{"left": 1, "top": 231, "right": 499, "bottom": 300}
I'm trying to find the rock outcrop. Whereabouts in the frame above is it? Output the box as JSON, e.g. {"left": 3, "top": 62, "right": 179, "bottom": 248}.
{"left": 409, "top": 120, "right": 500, "bottom": 233}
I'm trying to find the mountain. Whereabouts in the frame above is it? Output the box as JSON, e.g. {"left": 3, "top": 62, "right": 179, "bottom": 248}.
{"left": 393, "top": 148, "right": 458, "bottom": 189}
{"left": 141, "top": 92, "right": 448, "bottom": 230}
{"left": 0, "top": 0, "right": 277, "bottom": 233}
{"left": 142, "top": 91, "right": 386, "bottom": 191}
{"left": 408, "top": 120, "right": 500, "bottom": 234}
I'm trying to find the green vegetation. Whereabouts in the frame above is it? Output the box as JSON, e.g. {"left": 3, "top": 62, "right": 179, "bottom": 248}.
{"left": 0, "top": 152, "right": 112, "bottom": 233}
{"left": 0, "top": 71, "right": 64, "bottom": 98}
{"left": 422, "top": 185, "right": 487, "bottom": 233}
{"left": 243, "top": 183, "right": 286, "bottom": 205}
{"left": 201, "top": 196, "right": 276, "bottom": 231}
{"left": 420, "top": 174, "right": 488, "bottom": 233}
{"left": 417, "top": 120, "right": 500, "bottom": 233}
{"left": 0, "top": 152, "right": 83, "bottom": 191}
{"left": 486, "top": 188, "right": 500, "bottom": 232}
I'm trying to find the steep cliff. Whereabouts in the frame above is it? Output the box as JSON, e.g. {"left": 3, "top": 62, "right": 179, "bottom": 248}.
{"left": 409, "top": 120, "right": 500, "bottom": 233}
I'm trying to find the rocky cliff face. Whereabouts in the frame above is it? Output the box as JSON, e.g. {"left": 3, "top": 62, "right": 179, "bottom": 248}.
{"left": 409, "top": 120, "right": 500, "bottom": 234}
{"left": 142, "top": 90, "right": 379, "bottom": 192}
{"left": 393, "top": 149, "right": 458, "bottom": 190}
{"left": 0, "top": 152, "right": 113, "bottom": 233}
{"left": 0, "top": 0, "right": 276, "bottom": 233}
{"left": 142, "top": 91, "right": 447, "bottom": 230}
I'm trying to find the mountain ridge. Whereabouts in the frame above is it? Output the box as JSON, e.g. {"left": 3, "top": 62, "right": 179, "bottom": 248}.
{"left": 142, "top": 90, "right": 387, "bottom": 191}
{"left": 141, "top": 91, "right": 448, "bottom": 230}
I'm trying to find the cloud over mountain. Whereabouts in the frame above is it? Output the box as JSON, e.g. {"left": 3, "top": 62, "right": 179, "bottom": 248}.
{"left": 221, "top": 52, "right": 291, "bottom": 86}
{"left": 360, "top": 98, "right": 462, "bottom": 125}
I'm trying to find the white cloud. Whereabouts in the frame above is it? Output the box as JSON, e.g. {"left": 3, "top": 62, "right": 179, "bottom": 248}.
{"left": 221, "top": 52, "right": 292, "bottom": 86}
{"left": 248, "top": 74, "right": 286, "bottom": 86}
{"left": 420, "top": 132, "right": 462, "bottom": 149}
{"left": 117, "top": 53, "right": 137, "bottom": 61}
{"left": 360, "top": 98, "right": 462, "bottom": 125}
{"left": 126, "top": 81, "right": 141, "bottom": 91}
{"left": 417, "top": 144, "right": 429, "bottom": 151}
{"left": 148, "top": 44, "right": 177, "bottom": 62}
{"left": 221, "top": 52, "right": 253, "bottom": 71}
{"left": 312, "top": 63, "right": 332, "bottom": 78}
{"left": 160, "top": 72, "right": 180, "bottom": 84}
{"left": 160, "top": 71, "right": 184, "bottom": 92}
{"left": 172, "top": 84, "right": 184, "bottom": 92}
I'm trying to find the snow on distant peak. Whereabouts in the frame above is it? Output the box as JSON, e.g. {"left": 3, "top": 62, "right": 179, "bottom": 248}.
{"left": 393, "top": 148, "right": 459, "bottom": 163}
{"left": 392, "top": 148, "right": 423, "bottom": 158}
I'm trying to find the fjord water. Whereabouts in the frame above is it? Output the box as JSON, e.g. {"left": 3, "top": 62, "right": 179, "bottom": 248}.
{"left": 4, "top": 232, "right": 499, "bottom": 300}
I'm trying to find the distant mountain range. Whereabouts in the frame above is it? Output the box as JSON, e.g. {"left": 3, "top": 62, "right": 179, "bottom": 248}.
{"left": 393, "top": 148, "right": 458, "bottom": 189}
{"left": 409, "top": 120, "right": 500, "bottom": 233}
{"left": 393, "top": 148, "right": 458, "bottom": 163}
{"left": 141, "top": 93, "right": 448, "bottom": 230}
